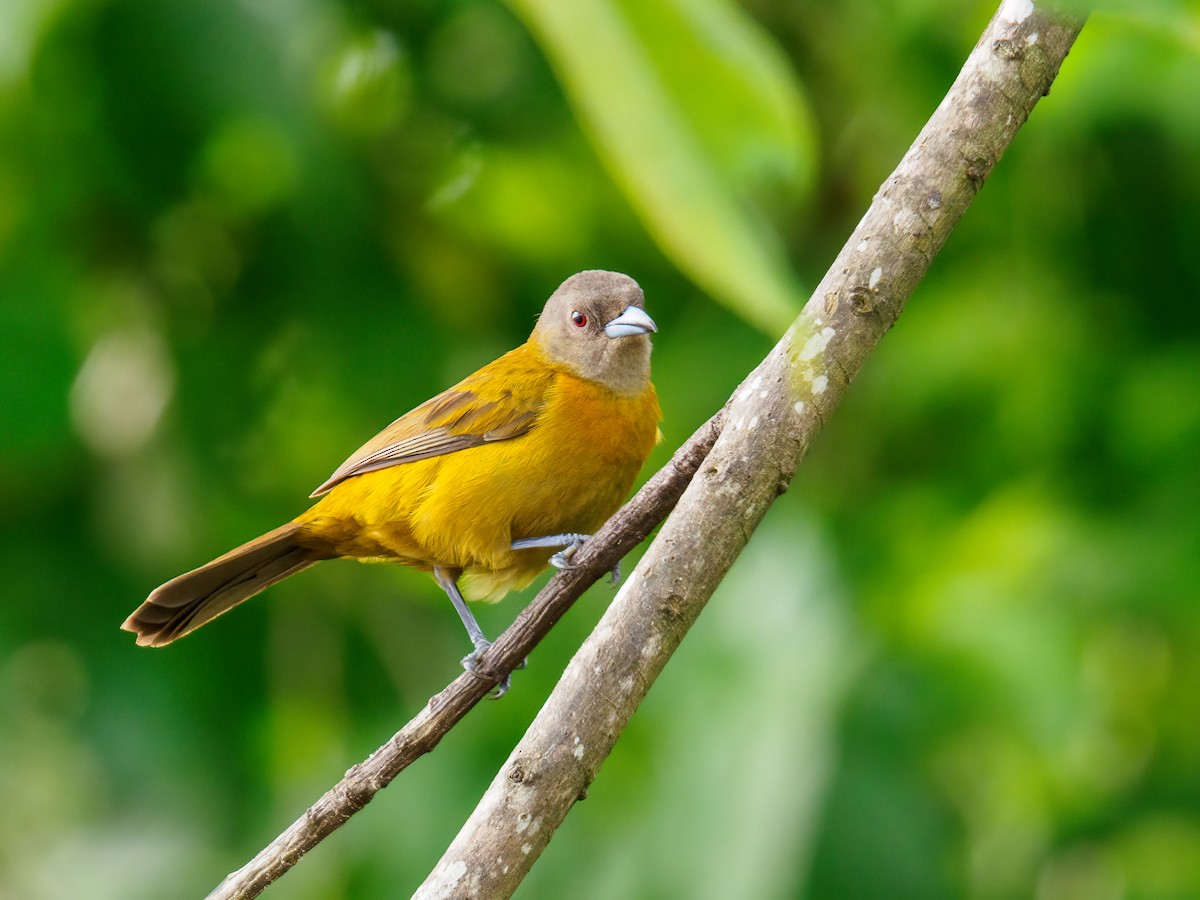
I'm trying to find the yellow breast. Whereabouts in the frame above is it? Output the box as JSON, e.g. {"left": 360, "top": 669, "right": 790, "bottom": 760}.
{"left": 296, "top": 369, "right": 660, "bottom": 602}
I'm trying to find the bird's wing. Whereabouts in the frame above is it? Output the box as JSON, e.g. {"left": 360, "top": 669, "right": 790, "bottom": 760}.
{"left": 309, "top": 348, "right": 551, "bottom": 497}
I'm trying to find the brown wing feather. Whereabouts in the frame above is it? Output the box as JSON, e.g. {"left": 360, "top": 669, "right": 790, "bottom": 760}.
{"left": 310, "top": 345, "right": 552, "bottom": 497}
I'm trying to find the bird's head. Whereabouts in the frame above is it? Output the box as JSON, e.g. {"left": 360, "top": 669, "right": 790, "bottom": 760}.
{"left": 532, "top": 270, "right": 656, "bottom": 395}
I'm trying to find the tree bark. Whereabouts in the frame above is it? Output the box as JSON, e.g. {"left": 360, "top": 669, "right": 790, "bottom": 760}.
{"left": 209, "top": 3, "right": 1084, "bottom": 897}
{"left": 413, "top": 3, "right": 1085, "bottom": 898}
{"left": 207, "top": 416, "right": 724, "bottom": 900}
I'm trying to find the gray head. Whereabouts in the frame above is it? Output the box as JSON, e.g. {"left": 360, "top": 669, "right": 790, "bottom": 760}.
{"left": 531, "top": 270, "right": 656, "bottom": 395}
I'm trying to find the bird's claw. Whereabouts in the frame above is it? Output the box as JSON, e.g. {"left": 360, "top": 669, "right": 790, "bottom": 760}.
{"left": 514, "top": 532, "right": 618, "bottom": 587}
{"left": 548, "top": 538, "right": 585, "bottom": 570}
{"left": 547, "top": 539, "right": 620, "bottom": 587}
{"left": 461, "top": 642, "right": 524, "bottom": 699}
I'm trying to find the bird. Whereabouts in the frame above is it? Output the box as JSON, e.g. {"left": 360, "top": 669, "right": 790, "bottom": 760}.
{"left": 122, "top": 270, "right": 661, "bottom": 694}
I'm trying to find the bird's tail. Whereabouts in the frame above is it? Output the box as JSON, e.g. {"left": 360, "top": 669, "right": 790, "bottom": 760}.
{"left": 122, "top": 521, "right": 325, "bottom": 647}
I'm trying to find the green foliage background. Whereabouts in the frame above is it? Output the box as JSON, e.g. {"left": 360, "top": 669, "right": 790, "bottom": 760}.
{"left": 2, "top": 0, "right": 1198, "bottom": 897}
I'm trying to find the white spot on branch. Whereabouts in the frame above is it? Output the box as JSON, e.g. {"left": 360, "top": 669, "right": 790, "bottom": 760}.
{"left": 794, "top": 400, "right": 806, "bottom": 415}
{"left": 1000, "top": 0, "right": 1034, "bottom": 24}
{"left": 516, "top": 814, "right": 542, "bottom": 835}
{"left": 428, "top": 860, "right": 467, "bottom": 892}
{"left": 739, "top": 375, "right": 763, "bottom": 403}
{"left": 812, "top": 375, "right": 828, "bottom": 395}
{"left": 893, "top": 207, "right": 919, "bottom": 233}
{"left": 642, "top": 633, "right": 661, "bottom": 658}
{"left": 799, "top": 327, "right": 836, "bottom": 361}
{"left": 869, "top": 267, "right": 883, "bottom": 289}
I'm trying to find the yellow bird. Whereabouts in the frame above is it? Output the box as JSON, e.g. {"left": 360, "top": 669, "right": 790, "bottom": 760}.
{"left": 123, "top": 270, "right": 661, "bottom": 691}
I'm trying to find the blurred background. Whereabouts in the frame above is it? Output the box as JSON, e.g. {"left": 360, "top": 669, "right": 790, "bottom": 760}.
{"left": 2, "top": 0, "right": 1199, "bottom": 897}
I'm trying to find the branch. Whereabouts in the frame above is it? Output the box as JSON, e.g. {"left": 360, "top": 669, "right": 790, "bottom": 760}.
{"left": 207, "top": 413, "right": 724, "bottom": 900}
{"left": 413, "top": 3, "right": 1085, "bottom": 897}
{"left": 212, "top": 3, "right": 1083, "bottom": 896}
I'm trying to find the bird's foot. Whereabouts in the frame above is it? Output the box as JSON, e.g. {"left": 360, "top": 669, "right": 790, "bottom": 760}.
{"left": 462, "top": 641, "right": 526, "bottom": 699}
{"left": 549, "top": 535, "right": 590, "bottom": 571}
{"left": 513, "top": 533, "right": 619, "bottom": 586}
{"left": 552, "top": 540, "right": 620, "bottom": 587}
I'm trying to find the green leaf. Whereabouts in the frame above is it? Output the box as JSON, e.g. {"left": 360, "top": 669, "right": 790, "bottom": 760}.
{"left": 506, "top": 0, "right": 816, "bottom": 333}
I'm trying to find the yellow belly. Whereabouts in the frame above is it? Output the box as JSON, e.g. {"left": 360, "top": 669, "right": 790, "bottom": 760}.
{"left": 294, "top": 376, "right": 660, "bottom": 601}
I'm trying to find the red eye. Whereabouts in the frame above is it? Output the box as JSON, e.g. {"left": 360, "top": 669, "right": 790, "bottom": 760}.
{"left": 570, "top": 311, "right": 587, "bottom": 328}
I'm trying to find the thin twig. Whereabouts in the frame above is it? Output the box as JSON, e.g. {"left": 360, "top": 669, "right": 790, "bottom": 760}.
{"left": 207, "top": 413, "right": 724, "bottom": 900}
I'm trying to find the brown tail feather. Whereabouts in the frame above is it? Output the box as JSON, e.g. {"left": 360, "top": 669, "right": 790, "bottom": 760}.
{"left": 123, "top": 522, "right": 327, "bottom": 647}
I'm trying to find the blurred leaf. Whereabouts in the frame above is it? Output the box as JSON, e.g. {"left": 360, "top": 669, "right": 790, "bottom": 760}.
{"left": 506, "top": 0, "right": 814, "bottom": 333}
{"left": 1091, "top": 0, "right": 1200, "bottom": 46}
{"left": 317, "top": 29, "right": 412, "bottom": 137}
{"left": 199, "top": 117, "right": 299, "bottom": 218}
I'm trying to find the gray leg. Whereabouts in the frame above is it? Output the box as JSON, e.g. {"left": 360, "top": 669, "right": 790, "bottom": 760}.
{"left": 512, "top": 533, "right": 621, "bottom": 585}
{"left": 512, "top": 532, "right": 588, "bottom": 568}
{"left": 433, "top": 566, "right": 513, "bottom": 698}
{"left": 434, "top": 566, "right": 489, "bottom": 653}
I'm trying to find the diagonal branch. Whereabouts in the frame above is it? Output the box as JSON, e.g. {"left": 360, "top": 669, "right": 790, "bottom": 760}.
{"left": 207, "top": 413, "right": 724, "bottom": 900}
{"left": 413, "top": 3, "right": 1086, "bottom": 898}
{"left": 211, "top": 3, "right": 1084, "bottom": 897}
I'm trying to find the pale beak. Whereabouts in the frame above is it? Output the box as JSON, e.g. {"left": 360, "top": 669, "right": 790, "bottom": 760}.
{"left": 604, "top": 305, "right": 657, "bottom": 338}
